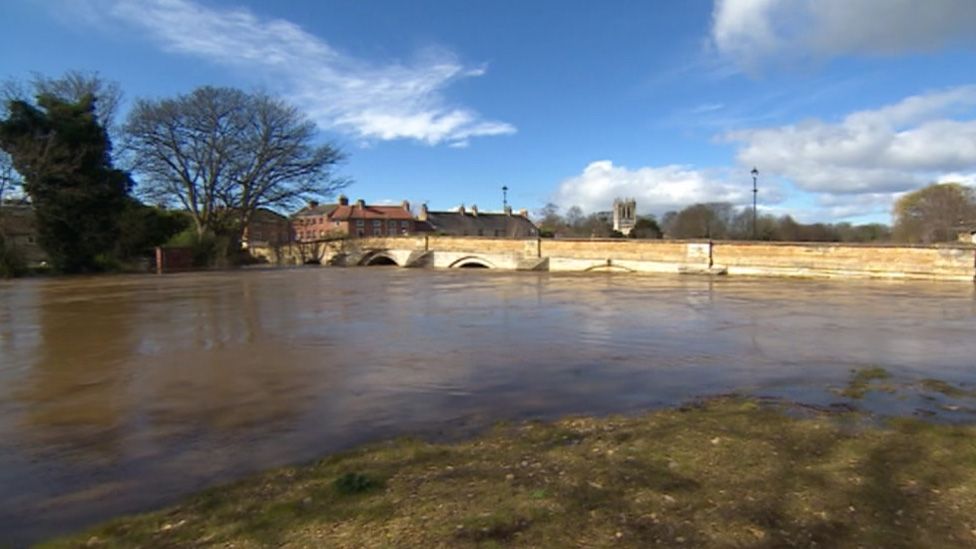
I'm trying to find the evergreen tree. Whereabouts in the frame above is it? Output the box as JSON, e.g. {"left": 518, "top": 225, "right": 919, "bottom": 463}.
{"left": 0, "top": 94, "right": 131, "bottom": 272}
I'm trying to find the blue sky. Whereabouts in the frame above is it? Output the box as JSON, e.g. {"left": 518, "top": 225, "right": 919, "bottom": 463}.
{"left": 2, "top": 0, "right": 976, "bottom": 223}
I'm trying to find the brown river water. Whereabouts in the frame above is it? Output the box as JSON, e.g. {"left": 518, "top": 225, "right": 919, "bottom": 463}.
{"left": 1, "top": 267, "right": 975, "bottom": 545}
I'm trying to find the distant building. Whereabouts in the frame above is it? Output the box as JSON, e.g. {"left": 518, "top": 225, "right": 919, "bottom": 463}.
{"left": 290, "top": 196, "right": 425, "bottom": 241}
{"left": 242, "top": 208, "right": 291, "bottom": 248}
{"left": 612, "top": 198, "right": 636, "bottom": 236}
{"left": 418, "top": 204, "right": 538, "bottom": 238}
{"left": 594, "top": 211, "right": 613, "bottom": 224}
{"left": 326, "top": 196, "right": 417, "bottom": 238}
{"left": 0, "top": 203, "right": 47, "bottom": 266}
{"left": 292, "top": 199, "right": 341, "bottom": 242}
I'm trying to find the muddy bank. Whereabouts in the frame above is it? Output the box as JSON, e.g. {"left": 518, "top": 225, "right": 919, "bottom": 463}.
{"left": 43, "top": 395, "right": 976, "bottom": 548}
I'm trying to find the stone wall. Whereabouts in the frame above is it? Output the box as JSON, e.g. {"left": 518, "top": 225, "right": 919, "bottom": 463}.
{"left": 712, "top": 241, "right": 975, "bottom": 281}
{"left": 249, "top": 237, "right": 976, "bottom": 281}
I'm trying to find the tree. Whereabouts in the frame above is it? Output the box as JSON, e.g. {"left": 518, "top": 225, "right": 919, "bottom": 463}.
{"left": 577, "top": 213, "right": 613, "bottom": 237}
{"left": 28, "top": 71, "right": 123, "bottom": 130}
{"left": 0, "top": 151, "right": 18, "bottom": 204}
{"left": 125, "top": 86, "right": 347, "bottom": 249}
{"left": 893, "top": 183, "right": 976, "bottom": 243}
{"left": 564, "top": 205, "right": 584, "bottom": 229}
{"left": 629, "top": 215, "right": 662, "bottom": 239}
{"left": 0, "top": 94, "right": 132, "bottom": 272}
{"left": 667, "top": 203, "right": 733, "bottom": 239}
{"left": 116, "top": 202, "right": 190, "bottom": 258}
{"left": 536, "top": 203, "right": 564, "bottom": 235}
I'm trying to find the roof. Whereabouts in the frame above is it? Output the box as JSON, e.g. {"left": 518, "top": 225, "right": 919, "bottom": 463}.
{"left": 330, "top": 204, "right": 414, "bottom": 221}
{"left": 423, "top": 211, "right": 538, "bottom": 237}
{"left": 252, "top": 207, "right": 288, "bottom": 221}
{"left": 293, "top": 203, "right": 339, "bottom": 217}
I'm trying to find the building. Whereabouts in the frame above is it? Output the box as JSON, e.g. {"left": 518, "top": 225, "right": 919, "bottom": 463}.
{"left": 612, "top": 198, "right": 636, "bottom": 236}
{"left": 418, "top": 204, "right": 538, "bottom": 238}
{"left": 290, "top": 196, "right": 421, "bottom": 241}
{"left": 0, "top": 202, "right": 47, "bottom": 266}
{"left": 292, "top": 200, "right": 341, "bottom": 242}
{"left": 242, "top": 208, "right": 291, "bottom": 248}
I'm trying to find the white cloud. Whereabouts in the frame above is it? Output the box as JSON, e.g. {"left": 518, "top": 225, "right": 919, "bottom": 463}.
{"left": 712, "top": 0, "right": 976, "bottom": 69}
{"left": 725, "top": 85, "right": 976, "bottom": 194}
{"left": 81, "top": 0, "right": 514, "bottom": 146}
{"left": 553, "top": 161, "right": 758, "bottom": 215}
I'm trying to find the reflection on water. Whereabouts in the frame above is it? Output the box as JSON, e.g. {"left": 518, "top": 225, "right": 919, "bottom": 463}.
{"left": 1, "top": 268, "right": 975, "bottom": 544}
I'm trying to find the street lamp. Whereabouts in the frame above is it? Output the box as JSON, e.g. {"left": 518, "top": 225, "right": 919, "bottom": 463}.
{"left": 751, "top": 167, "right": 759, "bottom": 239}
{"left": 502, "top": 185, "right": 509, "bottom": 210}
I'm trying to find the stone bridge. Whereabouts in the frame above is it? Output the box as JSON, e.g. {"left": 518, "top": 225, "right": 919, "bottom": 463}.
{"left": 249, "top": 235, "right": 976, "bottom": 281}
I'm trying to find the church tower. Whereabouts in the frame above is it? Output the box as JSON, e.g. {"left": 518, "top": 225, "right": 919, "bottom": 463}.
{"left": 612, "top": 198, "right": 636, "bottom": 236}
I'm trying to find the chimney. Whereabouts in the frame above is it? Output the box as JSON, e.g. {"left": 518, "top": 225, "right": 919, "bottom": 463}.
{"left": 471, "top": 204, "right": 478, "bottom": 217}
{"left": 458, "top": 204, "right": 466, "bottom": 215}
{"left": 338, "top": 194, "right": 349, "bottom": 206}
{"left": 504, "top": 205, "right": 513, "bottom": 216}
{"left": 418, "top": 203, "right": 429, "bottom": 222}
{"left": 355, "top": 198, "right": 365, "bottom": 209}
{"left": 518, "top": 208, "right": 528, "bottom": 217}
{"left": 401, "top": 200, "right": 410, "bottom": 212}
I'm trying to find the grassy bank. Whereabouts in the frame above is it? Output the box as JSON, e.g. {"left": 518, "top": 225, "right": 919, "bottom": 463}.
{"left": 44, "top": 396, "right": 976, "bottom": 548}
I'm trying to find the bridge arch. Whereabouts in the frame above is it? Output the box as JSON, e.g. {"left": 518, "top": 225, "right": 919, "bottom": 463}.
{"left": 584, "top": 263, "right": 634, "bottom": 273}
{"left": 448, "top": 256, "right": 496, "bottom": 269}
{"left": 360, "top": 251, "right": 401, "bottom": 267}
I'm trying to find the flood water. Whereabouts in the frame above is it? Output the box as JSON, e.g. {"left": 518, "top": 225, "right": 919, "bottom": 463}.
{"left": 1, "top": 268, "right": 975, "bottom": 545}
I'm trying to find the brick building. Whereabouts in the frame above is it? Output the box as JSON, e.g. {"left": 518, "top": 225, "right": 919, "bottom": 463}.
{"left": 292, "top": 201, "right": 340, "bottom": 242}
{"left": 242, "top": 208, "right": 291, "bottom": 248}
{"left": 292, "top": 196, "right": 417, "bottom": 241}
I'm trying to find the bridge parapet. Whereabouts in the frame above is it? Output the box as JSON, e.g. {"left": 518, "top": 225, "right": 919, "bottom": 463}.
{"left": 248, "top": 236, "right": 976, "bottom": 281}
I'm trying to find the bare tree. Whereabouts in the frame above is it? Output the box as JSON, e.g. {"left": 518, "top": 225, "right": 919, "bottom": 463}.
{"left": 125, "top": 86, "right": 348, "bottom": 245}
{"left": 29, "top": 71, "right": 123, "bottom": 129}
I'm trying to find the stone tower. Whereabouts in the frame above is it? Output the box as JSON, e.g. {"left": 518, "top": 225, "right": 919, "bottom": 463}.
{"left": 612, "top": 198, "right": 636, "bottom": 235}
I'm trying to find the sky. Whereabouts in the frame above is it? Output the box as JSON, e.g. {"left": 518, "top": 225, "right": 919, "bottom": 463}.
{"left": 2, "top": 0, "right": 976, "bottom": 223}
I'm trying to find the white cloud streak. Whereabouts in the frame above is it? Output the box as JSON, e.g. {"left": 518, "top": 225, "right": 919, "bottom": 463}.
{"left": 712, "top": 0, "right": 976, "bottom": 69}
{"left": 83, "top": 0, "right": 515, "bottom": 146}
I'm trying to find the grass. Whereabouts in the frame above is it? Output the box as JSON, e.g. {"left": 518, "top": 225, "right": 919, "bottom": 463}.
{"left": 41, "top": 397, "right": 976, "bottom": 548}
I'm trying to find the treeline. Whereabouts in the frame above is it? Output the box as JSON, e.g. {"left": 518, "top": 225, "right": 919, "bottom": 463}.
{"left": 537, "top": 202, "right": 890, "bottom": 242}
{"left": 0, "top": 71, "right": 346, "bottom": 276}
{"left": 541, "top": 182, "right": 976, "bottom": 244}
{"left": 659, "top": 202, "right": 891, "bottom": 242}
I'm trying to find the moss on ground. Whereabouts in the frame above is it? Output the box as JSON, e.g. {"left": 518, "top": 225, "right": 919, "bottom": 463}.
{"left": 837, "top": 367, "right": 893, "bottom": 399}
{"left": 920, "top": 379, "right": 976, "bottom": 399}
{"left": 42, "top": 397, "right": 976, "bottom": 548}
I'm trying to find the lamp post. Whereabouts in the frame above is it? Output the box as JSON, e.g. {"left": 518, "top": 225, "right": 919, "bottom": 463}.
{"left": 751, "top": 167, "right": 759, "bottom": 240}
{"left": 502, "top": 185, "right": 509, "bottom": 210}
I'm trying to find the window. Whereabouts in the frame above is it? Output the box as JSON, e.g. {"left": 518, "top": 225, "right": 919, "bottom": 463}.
{"left": 356, "top": 219, "right": 365, "bottom": 228}
{"left": 372, "top": 220, "right": 382, "bottom": 228}
{"left": 334, "top": 221, "right": 340, "bottom": 227}
{"left": 400, "top": 221, "right": 409, "bottom": 228}
{"left": 388, "top": 220, "right": 396, "bottom": 229}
